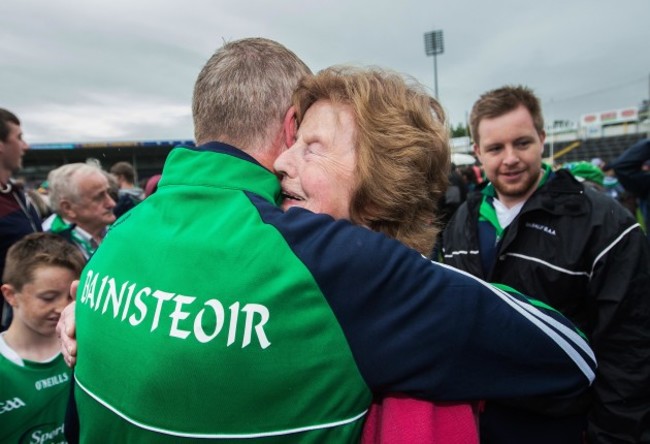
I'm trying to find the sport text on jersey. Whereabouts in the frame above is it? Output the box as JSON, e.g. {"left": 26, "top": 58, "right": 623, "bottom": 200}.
{"left": 23, "top": 423, "right": 65, "bottom": 444}
{"left": 79, "top": 270, "right": 271, "bottom": 349}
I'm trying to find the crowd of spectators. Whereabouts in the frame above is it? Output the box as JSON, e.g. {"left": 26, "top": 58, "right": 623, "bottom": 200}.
{"left": 0, "top": 117, "right": 160, "bottom": 331}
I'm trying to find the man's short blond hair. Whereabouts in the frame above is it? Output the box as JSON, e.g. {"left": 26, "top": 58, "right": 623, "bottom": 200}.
{"left": 192, "top": 38, "right": 311, "bottom": 149}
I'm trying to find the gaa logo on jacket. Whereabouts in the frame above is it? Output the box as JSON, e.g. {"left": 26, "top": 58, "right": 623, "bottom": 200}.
{"left": 0, "top": 396, "right": 25, "bottom": 415}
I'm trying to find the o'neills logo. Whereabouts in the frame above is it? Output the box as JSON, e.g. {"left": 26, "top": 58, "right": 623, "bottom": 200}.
{"left": 35, "top": 372, "right": 69, "bottom": 391}
{"left": 79, "top": 270, "right": 271, "bottom": 349}
{"left": 0, "top": 397, "right": 26, "bottom": 415}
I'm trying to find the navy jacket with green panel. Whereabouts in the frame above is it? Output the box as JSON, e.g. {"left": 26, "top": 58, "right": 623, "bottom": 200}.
{"left": 73, "top": 142, "right": 596, "bottom": 443}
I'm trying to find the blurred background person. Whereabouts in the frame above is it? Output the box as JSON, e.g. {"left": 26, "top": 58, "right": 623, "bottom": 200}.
{"left": 609, "top": 138, "right": 650, "bottom": 240}
{"left": 438, "top": 163, "right": 468, "bottom": 228}
{"left": 44, "top": 163, "right": 116, "bottom": 260}
{"left": 143, "top": 173, "right": 162, "bottom": 198}
{"left": 109, "top": 161, "right": 145, "bottom": 218}
{"left": 563, "top": 161, "right": 606, "bottom": 193}
{"left": 0, "top": 108, "right": 42, "bottom": 331}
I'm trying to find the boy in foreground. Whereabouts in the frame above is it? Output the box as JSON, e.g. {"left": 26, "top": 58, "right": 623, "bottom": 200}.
{"left": 0, "top": 232, "right": 85, "bottom": 443}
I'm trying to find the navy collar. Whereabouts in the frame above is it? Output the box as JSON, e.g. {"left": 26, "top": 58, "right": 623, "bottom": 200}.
{"left": 189, "top": 141, "right": 267, "bottom": 170}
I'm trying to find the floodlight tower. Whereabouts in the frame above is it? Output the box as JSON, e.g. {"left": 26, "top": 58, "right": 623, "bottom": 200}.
{"left": 424, "top": 30, "right": 444, "bottom": 99}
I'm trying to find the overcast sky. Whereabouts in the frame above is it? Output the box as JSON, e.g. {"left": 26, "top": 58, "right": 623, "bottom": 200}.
{"left": 2, "top": 0, "right": 649, "bottom": 144}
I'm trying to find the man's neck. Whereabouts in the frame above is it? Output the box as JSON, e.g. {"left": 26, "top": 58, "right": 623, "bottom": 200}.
{"left": 495, "top": 194, "right": 529, "bottom": 209}
{"left": 0, "top": 169, "right": 12, "bottom": 188}
{"left": 74, "top": 222, "right": 105, "bottom": 244}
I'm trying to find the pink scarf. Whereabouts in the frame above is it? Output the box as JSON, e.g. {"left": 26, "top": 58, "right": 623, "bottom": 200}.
{"left": 361, "top": 396, "right": 479, "bottom": 444}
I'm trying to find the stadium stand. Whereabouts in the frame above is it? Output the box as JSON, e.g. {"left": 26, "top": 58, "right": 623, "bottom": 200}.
{"left": 21, "top": 140, "right": 193, "bottom": 185}
{"left": 18, "top": 104, "right": 649, "bottom": 185}
{"left": 545, "top": 133, "right": 647, "bottom": 164}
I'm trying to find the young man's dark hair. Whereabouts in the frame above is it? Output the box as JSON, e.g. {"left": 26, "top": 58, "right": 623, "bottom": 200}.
{"left": 109, "top": 161, "right": 136, "bottom": 184}
{"left": 0, "top": 108, "right": 20, "bottom": 142}
{"left": 469, "top": 85, "right": 544, "bottom": 145}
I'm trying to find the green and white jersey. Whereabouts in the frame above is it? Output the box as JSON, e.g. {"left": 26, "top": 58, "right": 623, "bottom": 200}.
{"left": 0, "top": 334, "right": 71, "bottom": 444}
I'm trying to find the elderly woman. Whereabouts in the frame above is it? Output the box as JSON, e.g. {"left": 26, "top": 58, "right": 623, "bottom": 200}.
{"left": 276, "top": 66, "right": 448, "bottom": 256}
{"left": 274, "top": 66, "right": 468, "bottom": 442}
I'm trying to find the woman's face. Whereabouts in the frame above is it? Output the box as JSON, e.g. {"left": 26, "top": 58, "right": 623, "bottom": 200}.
{"left": 273, "top": 100, "right": 357, "bottom": 220}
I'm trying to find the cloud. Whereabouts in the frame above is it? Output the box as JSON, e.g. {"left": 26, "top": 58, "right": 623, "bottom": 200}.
{"left": 22, "top": 93, "right": 191, "bottom": 143}
{"left": 1, "top": 0, "right": 649, "bottom": 141}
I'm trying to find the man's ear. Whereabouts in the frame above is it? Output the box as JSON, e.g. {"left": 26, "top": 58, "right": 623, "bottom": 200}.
{"left": 1, "top": 284, "right": 18, "bottom": 308}
{"left": 282, "top": 106, "right": 298, "bottom": 148}
{"left": 473, "top": 143, "right": 481, "bottom": 160}
{"left": 59, "top": 200, "right": 75, "bottom": 219}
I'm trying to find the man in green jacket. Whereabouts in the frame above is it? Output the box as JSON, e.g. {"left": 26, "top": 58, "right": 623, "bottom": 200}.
{"left": 61, "top": 38, "right": 596, "bottom": 443}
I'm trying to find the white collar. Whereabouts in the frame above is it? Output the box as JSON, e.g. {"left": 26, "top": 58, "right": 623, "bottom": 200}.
{"left": 0, "top": 332, "right": 24, "bottom": 366}
{"left": 492, "top": 199, "right": 525, "bottom": 229}
{"left": 71, "top": 223, "right": 95, "bottom": 244}
{"left": 0, "top": 332, "right": 61, "bottom": 366}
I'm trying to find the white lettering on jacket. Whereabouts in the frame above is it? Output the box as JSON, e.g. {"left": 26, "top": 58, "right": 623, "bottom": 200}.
{"left": 525, "top": 222, "right": 557, "bottom": 236}
{"left": 35, "top": 372, "right": 69, "bottom": 390}
{"left": 30, "top": 423, "right": 65, "bottom": 444}
{"left": 80, "top": 270, "right": 271, "bottom": 349}
{"left": 0, "top": 397, "right": 26, "bottom": 415}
